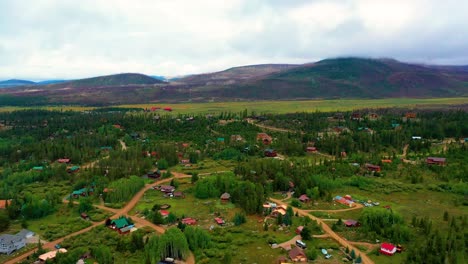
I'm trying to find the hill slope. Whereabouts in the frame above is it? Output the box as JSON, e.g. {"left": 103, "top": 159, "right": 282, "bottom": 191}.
{"left": 177, "top": 64, "right": 298, "bottom": 86}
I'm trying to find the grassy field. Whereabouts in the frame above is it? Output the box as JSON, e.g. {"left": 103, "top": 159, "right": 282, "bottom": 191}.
{"left": 0, "top": 97, "right": 466, "bottom": 114}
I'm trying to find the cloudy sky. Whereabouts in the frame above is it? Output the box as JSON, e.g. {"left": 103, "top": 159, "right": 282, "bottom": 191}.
{"left": 1, "top": 0, "right": 468, "bottom": 80}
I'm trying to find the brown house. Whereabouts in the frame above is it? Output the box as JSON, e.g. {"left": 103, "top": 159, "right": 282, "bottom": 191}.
{"left": 298, "top": 194, "right": 310, "bottom": 203}
{"left": 289, "top": 247, "right": 307, "bottom": 262}
{"left": 365, "top": 163, "right": 381, "bottom": 172}
{"left": 257, "top": 133, "right": 272, "bottom": 145}
{"left": 426, "top": 157, "right": 446, "bottom": 166}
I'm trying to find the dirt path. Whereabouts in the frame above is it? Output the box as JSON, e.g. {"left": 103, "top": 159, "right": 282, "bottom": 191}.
{"left": 402, "top": 144, "right": 409, "bottom": 158}
{"left": 119, "top": 139, "right": 127, "bottom": 150}
{"left": 273, "top": 235, "right": 301, "bottom": 250}
{"left": 269, "top": 198, "right": 374, "bottom": 264}
{"left": 252, "top": 122, "right": 305, "bottom": 135}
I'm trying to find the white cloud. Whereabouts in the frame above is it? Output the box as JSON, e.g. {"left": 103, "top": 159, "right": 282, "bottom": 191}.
{"left": 0, "top": 0, "right": 468, "bottom": 79}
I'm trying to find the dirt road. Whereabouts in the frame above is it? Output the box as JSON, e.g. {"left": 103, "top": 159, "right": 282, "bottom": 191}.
{"left": 269, "top": 198, "right": 374, "bottom": 264}
{"left": 119, "top": 139, "right": 127, "bottom": 150}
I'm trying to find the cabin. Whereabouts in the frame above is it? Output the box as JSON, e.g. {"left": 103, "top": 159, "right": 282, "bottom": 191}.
{"left": 214, "top": 217, "right": 225, "bottom": 226}
{"left": 296, "top": 226, "right": 304, "bottom": 235}
{"left": 67, "top": 166, "right": 80, "bottom": 173}
{"left": 80, "top": 213, "right": 90, "bottom": 220}
{"left": 405, "top": 112, "right": 417, "bottom": 119}
{"left": 181, "top": 218, "right": 197, "bottom": 225}
{"left": 57, "top": 158, "right": 70, "bottom": 164}
{"left": 340, "top": 151, "right": 347, "bottom": 158}
{"left": 306, "top": 147, "right": 317, "bottom": 153}
{"left": 163, "top": 107, "right": 172, "bottom": 112}
{"left": 220, "top": 192, "right": 231, "bottom": 203}
{"left": 298, "top": 194, "right": 310, "bottom": 203}
{"left": 159, "top": 210, "right": 170, "bottom": 218}
{"left": 216, "top": 137, "right": 225, "bottom": 143}
{"left": 412, "top": 136, "right": 422, "bottom": 140}
{"left": 271, "top": 205, "right": 288, "bottom": 217}
{"left": 100, "top": 146, "right": 113, "bottom": 151}
{"left": 344, "top": 219, "right": 360, "bottom": 227}
{"left": 71, "top": 188, "right": 93, "bottom": 198}
{"left": 33, "top": 166, "right": 44, "bottom": 171}
{"left": 113, "top": 124, "right": 122, "bottom": 129}
{"left": 289, "top": 246, "right": 307, "bottom": 262}
{"left": 381, "top": 159, "right": 392, "bottom": 163}
{"left": 173, "top": 191, "right": 185, "bottom": 198}
{"left": 365, "top": 163, "right": 381, "bottom": 172}
{"left": 146, "top": 170, "right": 161, "bottom": 179}
{"left": 368, "top": 113, "right": 379, "bottom": 120}
{"left": 0, "top": 199, "right": 11, "bottom": 209}
{"left": 160, "top": 185, "right": 175, "bottom": 193}
{"left": 380, "top": 243, "right": 397, "bottom": 255}
{"left": 351, "top": 112, "right": 362, "bottom": 120}
{"left": 264, "top": 149, "right": 277, "bottom": 157}
{"left": 37, "top": 248, "right": 68, "bottom": 262}
{"left": 108, "top": 217, "right": 134, "bottom": 234}
{"left": 426, "top": 157, "right": 446, "bottom": 166}
{"left": 230, "top": 135, "right": 244, "bottom": 143}
{"left": 257, "top": 133, "right": 272, "bottom": 145}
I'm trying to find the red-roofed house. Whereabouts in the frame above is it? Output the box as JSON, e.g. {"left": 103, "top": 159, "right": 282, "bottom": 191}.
{"left": 214, "top": 217, "right": 225, "bottom": 225}
{"left": 0, "top": 199, "right": 11, "bottom": 209}
{"left": 182, "top": 218, "right": 197, "bottom": 225}
{"left": 426, "top": 157, "right": 446, "bottom": 166}
{"left": 365, "top": 163, "right": 381, "bottom": 172}
{"left": 380, "top": 243, "right": 397, "bottom": 255}
{"left": 289, "top": 246, "right": 307, "bottom": 262}
{"left": 306, "top": 147, "right": 317, "bottom": 153}
{"left": 257, "top": 133, "right": 272, "bottom": 145}
{"left": 344, "top": 219, "right": 360, "bottom": 227}
{"left": 296, "top": 226, "right": 304, "bottom": 235}
{"left": 298, "top": 194, "right": 310, "bottom": 203}
{"left": 57, "top": 158, "right": 70, "bottom": 164}
{"left": 159, "top": 210, "right": 170, "bottom": 218}
{"left": 381, "top": 159, "right": 392, "bottom": 163}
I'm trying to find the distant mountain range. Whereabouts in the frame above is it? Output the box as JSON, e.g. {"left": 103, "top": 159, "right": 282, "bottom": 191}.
{"left": 1, "top": 58, "right": 467, "bottom": 105}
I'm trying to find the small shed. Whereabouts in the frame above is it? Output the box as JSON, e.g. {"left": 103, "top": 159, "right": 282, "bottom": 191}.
{"left": 220, "top": 192, "right": 231, "bottom": 202}
{"left": 298, "top": 194, "right": 310, "bottom": 203}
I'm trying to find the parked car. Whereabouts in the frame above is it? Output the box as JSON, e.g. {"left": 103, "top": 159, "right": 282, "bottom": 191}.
{"left": 55, "top": 244, "right": 61, "bottom": 249}
{"left": 296, "top": 240, "right": 307, "bottom": 249}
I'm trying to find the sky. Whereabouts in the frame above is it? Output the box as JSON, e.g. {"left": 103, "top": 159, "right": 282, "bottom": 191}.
{"left": 1, "top": 0, "right": 468, "bottom": 80}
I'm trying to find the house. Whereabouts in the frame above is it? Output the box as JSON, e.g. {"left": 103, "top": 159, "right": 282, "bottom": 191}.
{"left": 216, "top": 137, "right": 225, "bottom": 143}
{"left": 298, "top": 194, "right": 310, "bottom": 203}
{"left": 381, "top": 159, "right": 392, "bottom": 163}
{"left": 57, "top": 158, "right": 70, "bottom": 163}
{"left": 271, "top": 205, "right": 288, "bottom": 217}
{"left": 160, "top": 185, "right": 175, "bottom": 193}
{"left": 100, "top": 146, "right": 113, "bottom": 151}
{"left": 289, "top": 246, "right": 307, "bottom": 262}
{"left": 340, "top": 151, "right": 347, "bottom": 158}
{"left": 0, "top": 199, "right": 11, "bottom": 209}
{"left": 276, "top": 256, "right": 291, "bottom": 264}
{"left": 180, "top": 159, "right": 190, "bottom": 164}
{"left": 181, "top": 218, "right": 197, "bottom": 225}
{"left": 71, "top": 188, "right": 93, "bottom": 198}
{"left": 0, "top": 234, "right": 25, "bottom": 255}
{"left": 230, "top": 135, "right": 244, "bottom": 143}
{"left": 113, "top": 124, "right": 122, "bottom": 129}
{"left": 159, "top": 210, "right": 170, "bottom": 218}
{"left": 351, "top": 112, "right": 362, "bottom": 120}
{"left": 80, "top": 213, "right": 90, "bottom": 220}
{"left": 163, "top": 107, "right": 172, "bottom": 112}
{"left": 295, "top": 226, "right": 304, "bottom": 235}
{"left": 344, "top": 219, "right": 360, "bottom": 227}
{"left": 146, "top": 170, "right": 161, "bottom": 179}
{"left": 173, "top": 191, "right": 185, "bottom": 198}
{"left": 368, "top": 113, "right": 379, "bottom": 120}
{"left": 67, "top": 166, "right": 80, "bottom": 173}
{"left": 108, "top": 217, "right": 134, "bottom": 234}
{"left": 38, "top": 248, "right": 68, "bottom": 262}
{"left": 220, "top": 192, "right": 231, "bottom": 202}
{"left": 405, "top": 112, "right": 417, "bottom": 119}
{"left": 365, "top": 163, "right": 381, "bottom": 172}
{"left": 33, "top": 166, "right": 44, "bottom": 171}
{"left": 264, "top": 149, "right": 277, "bottom": 157}
{"left": 306, "top": 147, "right": 317, "bottom": 153}
{"left": 412, "top": 136, "right": 422, "bottom": 140}
{"left": 257, "top": 133, "right": 272, "bottom": 145}
{"left": 380, "top": 243, "right": 397, "bottom": 255}
{"left": 214, "top": 217, "right": 225, "bottom": 225}
{"left": 426, "top": 157, "right": 446, "bottom": 166}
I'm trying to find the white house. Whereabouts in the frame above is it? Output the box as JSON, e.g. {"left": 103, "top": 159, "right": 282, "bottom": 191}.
{"left": 0, "top": 229, "right": 34, "bottom": 255}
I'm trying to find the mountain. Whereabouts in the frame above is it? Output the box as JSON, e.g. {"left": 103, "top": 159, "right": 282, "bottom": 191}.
{"left": 150, "top": 75, "right": 167, "bottom": 82}
{"left": 50, "top": 73, "right": 164, "bottom": 88}
{"left": 177, "top": 64, "right": 299, "bottom": 86}
{"left": 1, "top": 58, "right": 467, "bottom": 105}
{"left": 207, "top": 58, "right": 468, "bottom": 99}
{"left": 36, "top": 80, "right": 68, "bottom": 85}
{"left": 0, "top": 79, "right": 36, "bottom": 88}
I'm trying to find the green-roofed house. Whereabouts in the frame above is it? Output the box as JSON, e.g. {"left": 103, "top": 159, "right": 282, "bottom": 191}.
{"left": 217, "top": 137, "right": 225, "bottom": 143}
{"left": 109, "top": 217, "right": 134, "bottom": 234}
{"left": 32, "top": 166, "right": 44, "bottom": 171}
{"left": 100, "top": 146, "right": 113, "bottom": 151}
{"left": 67, "top": 166, "right": 80, "bottom": 173}
{"left": 71, "top": 187, "right": 93, "bottom": 198}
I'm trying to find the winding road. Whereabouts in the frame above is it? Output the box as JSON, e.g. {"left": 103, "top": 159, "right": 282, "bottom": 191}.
{"left": 270, "top": 197, "right": 374, "bottom": 264}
